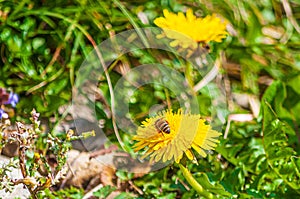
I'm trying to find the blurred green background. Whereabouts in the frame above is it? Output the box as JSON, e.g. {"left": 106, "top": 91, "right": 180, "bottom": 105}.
{"left": 1, "top": 0, "right": 300, "bottom": 198}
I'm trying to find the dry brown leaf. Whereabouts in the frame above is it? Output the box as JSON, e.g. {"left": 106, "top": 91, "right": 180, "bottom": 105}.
{"left": 63, "top": 150, "right": 116, "bottom": 188}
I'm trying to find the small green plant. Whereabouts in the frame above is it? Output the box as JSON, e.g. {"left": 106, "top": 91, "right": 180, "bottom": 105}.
{"left": 93, "top": 185, "right": 117, "bottom": 198}
{"left": 0, "top": 109, "right": 94, "bottom": 199}
{"left": 41, "top": 186, "right": 84, "bottom": 199}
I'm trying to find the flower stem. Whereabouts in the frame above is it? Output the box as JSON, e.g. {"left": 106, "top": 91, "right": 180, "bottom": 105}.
{"left": 179, "top": 163, "right": 214, "bottom": 199}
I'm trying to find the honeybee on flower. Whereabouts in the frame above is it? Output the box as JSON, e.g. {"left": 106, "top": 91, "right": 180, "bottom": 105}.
{"left": 132, "top": 109, "right": 221, "bottom": 164}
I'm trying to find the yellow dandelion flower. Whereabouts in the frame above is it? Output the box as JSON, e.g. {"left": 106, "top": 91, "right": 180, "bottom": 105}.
{"left": 132, "top": 109, "right": 221, "bottom": 163}
{"left": 154, "top": 9, "right": 228, "bottom": 49}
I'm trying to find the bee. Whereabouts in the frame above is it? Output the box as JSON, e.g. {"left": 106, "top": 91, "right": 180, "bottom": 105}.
{"left": 155, "top": 118, "right": 170, "bottom": 134}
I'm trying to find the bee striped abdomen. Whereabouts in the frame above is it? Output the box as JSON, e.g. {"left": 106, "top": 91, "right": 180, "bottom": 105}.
{"left": 155, "top": 118, "right": 170, "bottom": 134}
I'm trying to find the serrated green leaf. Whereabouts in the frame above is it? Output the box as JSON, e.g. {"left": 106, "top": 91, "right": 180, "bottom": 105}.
{"left": 262, "top": 91, "right": 300, "bottom": 193}
{"left": 195, "top": 172, "right": 232, "bottom": 197}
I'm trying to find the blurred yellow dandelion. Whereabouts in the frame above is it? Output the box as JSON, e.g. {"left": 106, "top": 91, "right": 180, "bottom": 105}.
{"left": 132, "top": 110, "right": 221, "bottom": 163}
{"left": 154, "top": 9, "right": 228, "bottom": 50}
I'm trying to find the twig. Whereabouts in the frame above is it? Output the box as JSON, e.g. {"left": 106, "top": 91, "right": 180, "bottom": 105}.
{"left": 128, "top": 180, "right": 143, "bottom": 195}
{"left": 82, "top": 183, "right": 103, "bottom": 199}
{"left": 282, "top": 0, "right": 300, "bottom": 34}
{"left": 193, "top": 58, "right": 221, "bottom": 92}
{"left": 176, "top": 177, "right": 190, "bottom": 191}
{"left": 16, "top": 123, "right": 27, "bottom": 179}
